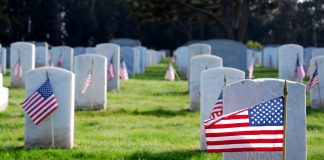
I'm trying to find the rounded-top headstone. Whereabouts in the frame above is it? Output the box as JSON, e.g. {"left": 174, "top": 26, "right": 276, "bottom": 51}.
{"left": 10, "top": 41, "right": 35, "bottom": 88}
{"left": 110, "top": 38, "right": 141, "bottom": 47}
{"left": 222, "top": 79, "right": 305, "bottom": 160}
{"left": 24, "top": 67, "right": 74, "bottom": 149}
{"left": 309, "top": 56, "right": 324, "bottom": 109}
{"left": 0, "top": 73, "right": 9, "bottom": 112}
{"left": 50, "top": 46, "right": 74, "bottom": 71}
{"left": 278, "top": 44, "right": 304, "bottom": 82}
{"left": 120, "top": 47, "right": 137, "bottom": 77}
{"left": 312, "top": 48, "right": 324, "bottom": 58}
{"left": 187, "top": 43, "right": 211, "bottom": 78}
{"left": 200, "top": 67, "right": 245, "bottom": 150}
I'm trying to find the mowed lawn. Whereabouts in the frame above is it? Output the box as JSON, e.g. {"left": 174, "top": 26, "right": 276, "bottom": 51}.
{"left": 0, "top": 60, "right": 324, "bottom": 160}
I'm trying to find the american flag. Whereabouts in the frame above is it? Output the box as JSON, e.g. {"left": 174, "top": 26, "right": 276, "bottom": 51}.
{"left": 209, "top": 90, "right": 223, "bottom": 119}
{"left": 81, "top": 61, "right": 93, "bottom": 94}
{"left": 49, "top": 52, "right": 54, "bottom": 66}
{"left": 21, "top": 80, "right": 59, "bottom": 125}
{"left": 306, "top": 64, "right": 320, "bottom": 92}
{"left": 248, "top": 56, "right": 255, "bottom": 79}
{"left": 107, "top": 58, "right": 115, "bottom": 81}
{"left": 164, "top": 63, "right": 175, "bottom": 81}
{"left": 204, "top": 96, "right": 284, "bottom": 152}
{"left": 120, "top": 59, "right": 129, "bottom": 80}
{"left": 57, "top": 53, "right": 63, "bottom": 67}
{"left": 13, "top": 56, "right": 22, "bottom": 79}
{"left": 295, "top": 56, "right": 305, "bottom": 81}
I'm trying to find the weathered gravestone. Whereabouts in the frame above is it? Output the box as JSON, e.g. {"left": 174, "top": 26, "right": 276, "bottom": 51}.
{"left": 187, "top": 43, "right": 211, "bottom": 78}
{"left": 74, "top": 47, "right": 86, "bottom": 56}
{"left": 200, "top": 67, "right": 245, "bottom": 150}
{"left": 74, "top": 55, "right": 107, "bottom": 110}
{"left": 200, "top": 39, "right": 247, "bottom": 73}
{"left": 0, "top": 47, "right": 6, "bottom": 74}
{"left": 120, "top": 47, "right": 138, "bottom": 77}
{"left": 96, "top": 43, "right": 120, "bottom": 91}
{"left": 35, "top": 46, "right": 48, "bottom": 67}
{"left": 220, "top": 79, "right": 306, "bottom": 160}
{"left": 0, "top": 73, "right": 8, "bottom": 112}
{"left": 263, "top": 46, "right": 278, "bottom": 68}
{"left": 309, "top": 56, "right": 324, "bottom": 109}
{"left": 190, "top": 55, "right": 223, "bottom": 111}
{"left": 110, "top": 38, "right": 141, "bottom": 47}
{"left": 24, "top": 67, "right": 74, "bottom": 149}
{"left": 50, "top": 46, "right": 74, "bottom": 71}
{"left": 278, "top": 44, "right": 304, "bottom": 82}
{"left": 10, "top": 42, "right": 35, "bottom": 88}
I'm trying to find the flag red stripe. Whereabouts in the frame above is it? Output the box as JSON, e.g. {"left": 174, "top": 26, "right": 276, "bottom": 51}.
{"left": 207, "top": 147, "right": 283, "bottom": 152}
{"left": 206, "top": 123, "right": 250, "bottom": 129}
{"left": 21, "top": 92, "right": 39, "bottom": 106}
{"left": 205, "top": 130, "right": 283, "bottom": 137}
{"left": 32, "top": 100, "right": 58, "bottom": 123}
{"left": 207, "top": 139, "right": 283, "bottom": 145}
{"left": 22, "top": 93, "right": 42, "bottom": 110}
{"left": 29, "top": 96, "right": 55, "bottom": 116}
{"left": 31, "top": 98, "right": 57, "bottom": 120}
{"left": 35, "top": 105, "right": 58, "bottom": 125}
{"left": 215, "top": 102, "right": 222, "bottom": 105}
{"left": 26, "top": 96, "right": 45, "bottom": 114}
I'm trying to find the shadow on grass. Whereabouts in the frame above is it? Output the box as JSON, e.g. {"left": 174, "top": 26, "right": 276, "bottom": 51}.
{"left": 132, "top": 108, "right": 192, "bottom": 118}
{"left": 306, "top": 107, "right": 324, "bottom": 131}
{"left": 125, "top": 150, "right": 220, "bottom": 160}
{"left": 153, "top": 90, "right": 189, "bottom": 97}
{"left": 306, "top": 107, "right": 324, "bottom": 116}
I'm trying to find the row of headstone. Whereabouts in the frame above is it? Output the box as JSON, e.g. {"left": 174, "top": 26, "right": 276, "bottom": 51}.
{"left": 0, "top": 73, "right": 8, "bottom": 112}
{"left": 308, "top": 55, "right": 324, "bottom": 109}
{"left": 0, "top": 45, "right": 6, "bottom": 74}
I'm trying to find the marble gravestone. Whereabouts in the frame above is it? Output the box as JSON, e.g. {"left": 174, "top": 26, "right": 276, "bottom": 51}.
{"left": 85, "top": 47, "right": 96, "bottom": 54}
{"left": 200, "top": 67, "right": 245, "bottom": 150}
{"left": 200, "top": 39, "right": 247, "bottom": 73}
{"left": 187, "top": 43, "right": 211, "bottom": 78}
{"left": 174, "top": 46, "right": 189, "bottom": 75}
{"left": 138, "top": 46, "right": 148, "bottom": 71}
{"left": 74, "top": 47, "right": 86, "bottom": 56}
{"left": 309, "top": 56, "right": 324, "bottom": 109}
{"left": 190, "top": 55, "right": 223, "bottom": 111}
{"left": 132, "top": 47, "right": 141, "bottom": 74}
{"left": 0, "top": 73, "right": 9, "bottom": 112}
{"left": 120, "top": 47, "right": 138, "bottom": 77}
{"left": 95, "top": 43, "right": 120, "bottom": 91}
{"left": 0, "top": 47, "right": 6, "bottom": 74}
{"left": 262, "top": 46, "right": 278, "bottom": 68}
{"left": 35, "top": 46, "right": 48, "bottom": 67}
{"left": 10, "top": 42, "right": 35, "bottom": 88}
{"left": 312, "top": 48, "right": 324, "bottom": 58}
{"left": 50, "top": 46, "right": 74, "bottom": 71}
{"left": 110, "top": 38, "right": 141, "bottom": 47}
{"left": 278, "top": 44, "right": 304, "bottom": 82}
{"left": 146, "top": 49, "right": 153, "bottom": 66}
{"left": 24, "top": 67, "right": 74, "bottom": 149}
{"left": 303, "top": 47, "right": 315, "bottom": 70}
{"left": 247, "top": 48, "right": 262, "bottom": 65}
{"left": 221, "top": 79, "right": 306, "bottom": 160}
{"left": 74, "top": 55, "right": 107, "bottom": 110}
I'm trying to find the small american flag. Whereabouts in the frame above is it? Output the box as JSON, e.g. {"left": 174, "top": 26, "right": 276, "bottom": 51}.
{"left": 204, "top": 96, "right": 284, "bottom": 152}
{"left": 49, "top": 52, "right": 54, "bottom": 66}
{"left": 13, "top": 56, "right": 22, "bottom": 79}
{"left": 21, "top": 80, "right": 59, "bottom": 125}
{"left": 120, "top": 59, "right": 129, "bottom": 80}
{"left": 295, "top": 56, "right": 305, "bottom": 81}
{"left": 248, "top": 56, "right": 255, "bottom": 79}
{"left": 81, "top": 61, "right": 93, "bottom": 94}
{"left": 164, "top": 63, "right": 175, "bottom": 81}
{"left": 306, "top": 64, "right": 320, "bottom": 92}
{"left": 57, "top": 53, "right": 63, "bottom": 67}
{"left": 209, "top": 90, "right": 223, "bottom": 119}
{"left": 107, "top": 58, "right": 115, "bottom": 81}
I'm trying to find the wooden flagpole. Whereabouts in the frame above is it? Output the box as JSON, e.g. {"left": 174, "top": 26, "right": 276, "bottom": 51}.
{"left": 283, "top": 80, "right": 288, "bottom": 160}
{"left": 46, "top": 71, "right": 55, "bottom": 148}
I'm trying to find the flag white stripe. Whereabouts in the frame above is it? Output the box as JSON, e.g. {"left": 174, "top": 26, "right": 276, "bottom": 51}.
{"left": 30, "top": 95, "right": 56, "bottom": 119}
{"left": 205, "top": 126, "right": 283, "bottom": 133}
{"left": 25, "top": 96, "right": 45, "bottom": 113}
{"left": 22, "top": 92, "right": 41, "bottom": 108}
{"left": 206, "top": 134, "right": 283, "bottom": 141}
{"left": 30, "top": 97, "right": 56, "bottom": 120}
{"left": 216, "top": 119, "right": 250, "bottom": 124}
{"left": 207, "top": 143, "right": 283, "bottom": 149}
{"left": 34, "top": 104, "right": 58, "bottom": 124}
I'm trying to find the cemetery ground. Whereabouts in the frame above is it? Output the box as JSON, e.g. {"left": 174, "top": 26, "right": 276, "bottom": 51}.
{"left": 0, "top": 59, "right": 324, "bottom": 160}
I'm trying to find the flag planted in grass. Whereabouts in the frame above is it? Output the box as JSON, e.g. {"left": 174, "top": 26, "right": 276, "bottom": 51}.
{"left": 57, "top": 53, "right": 63, "bottom": 67}
{"left": 108, "top": 58, "right": 115, "bottom": 81}
{"left": 21, "top": 80, "right": 59, "bottom": 125}
{"left": 209, "top": 90, "right": 223, "bottom": 119}
{"left": 295, "top": 56, "right": 305, "bottom": 81}
{"left": 164, "top": 63, "right": 175, "bottom": 81}
{"left": 120, "top": 59, "right": 129, "bottom": 80}
{"left": 247, "top": 56, "right": 255, "bottom": 79}
{"left": 204, "top": 96, "right": 284, "bottom": 152}
{"left": 81, "top": 61, "right": 94, "bottom": 94}
{"left": 306, "top": 63, "right": 320, "bottom": 92}
{"left": 13, "top": 56, "right": 22, "bottom": 79}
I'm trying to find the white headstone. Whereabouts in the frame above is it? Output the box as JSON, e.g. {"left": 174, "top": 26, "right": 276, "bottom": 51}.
{"left": 190, "top": 55, "right": 223, "bottom": 111}
{"left": 74, "top": 55, "right": 107, "bottom": 110}
{"left": 96, "top": 43, "right": 120, "bottom": 91}
{"left": 50, "top": 46, "right": 74, "bottom": 71}
{"left": 0, "top": 73, "right": 9, "bottom": 112}
{"left": 174, "top": 46, "right": 188, "bottom": 75}
{"left": 304, "top": 47, "right": 315, "bottom": 69}
{"left": 200, "top": 67, "right": 245, "bottom": 150}
{"left": 10, "top": 42, "right": 35, "bottom": 88}
{"left": 312, "top": 48, "right": 324, "bottom": 58}
{"left": 222, "top": 79, "right": 306, "bottom": 160}
{"left": 133, "top": 47, "right": 141, "bottom": 74}
{"left": 309, "top": 56, "right": 324, "bottom": 109}
{"left": 74, "top": 47, "right": 86, "bottom": 56}
{"left": 0, "top": 48, "right": 6, "bottom": 74}
{"left": 24, "top": 67, "right": 74, "bottom": 149}
{"left": 187, "top": 44, "right": 211, "bottom": 78}
{"left": 120, "top": 47, "right": 138, "bottom": 77}
{"left": 278, "top": 44, "right": 304, "bottom": 82}
{"left": 35, "top": 46, "right": 48, "bottom": 67}
{"left": 85, "top": 47, "right": 96, "bottom": 54}
{"left": 263, "top": 46, "right": 278, "bottom": 68}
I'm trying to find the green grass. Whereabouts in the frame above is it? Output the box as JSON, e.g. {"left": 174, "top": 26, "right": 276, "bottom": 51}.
{"left": 0, "top": 59, "right": 323, "bottom": 159}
